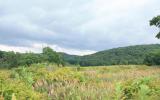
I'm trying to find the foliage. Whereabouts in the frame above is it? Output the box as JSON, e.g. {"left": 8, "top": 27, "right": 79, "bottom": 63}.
{"left": 1, "top": 65, "right": 160, "bottom": 100}
{"left": 0, "top": 47, "right": 64, "bottom": 68}
{"left": 150, "top": 15, "right": 160, "bottom": 38}
{"left": 119, "top": 77, "right": 151, "bottom": 99}
{"left": 142, "top": 16, "right": 160, "bottom": 66}
{"left": 1, "top": 44, "right": 160, "bottom": 67}
{"left": 43, "top": 47, "right": 64, "bottom": 66}
{"left": 62, "top": 44, "right": 160, "bottom": 66}
{"left": 10, "top": 67, "right": 35, "bottom": 86}
{"left": 144, "top": 51, "right": 160, "bottom": 66}
{"left": 0, "top": 51, "right": 20, "bottom": 68}
{"left": 116, "top": 77, "right": 160, "bottom": 100}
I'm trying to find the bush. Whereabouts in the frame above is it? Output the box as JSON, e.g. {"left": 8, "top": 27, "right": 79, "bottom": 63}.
{"left": 115, "top": 77, "right": 160, "bottom": 100}
{"left": 10, "top": 67, "right": 34, "bottom": 87}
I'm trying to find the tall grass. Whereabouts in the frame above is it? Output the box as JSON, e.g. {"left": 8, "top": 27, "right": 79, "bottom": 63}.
{"left": 0, "top": 64, "right": 160, "bottom": 100}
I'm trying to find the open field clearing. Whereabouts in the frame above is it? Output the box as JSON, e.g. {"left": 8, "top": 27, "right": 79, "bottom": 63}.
{"left": 0, "top": 0, "right": 160, "bottom": 100}
{"left": 0, "top": 65, "right": 160, "bottom": 100}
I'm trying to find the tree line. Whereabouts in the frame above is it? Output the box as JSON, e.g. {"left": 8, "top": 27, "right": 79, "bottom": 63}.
{"left": 0, "top": 47, "right": 64, "bottom": 68}
{"left": 1, "top": 45, "right": 160, "bottom": 68}
{"left": 62, "top": 44, "right": 160, "bottom": 66}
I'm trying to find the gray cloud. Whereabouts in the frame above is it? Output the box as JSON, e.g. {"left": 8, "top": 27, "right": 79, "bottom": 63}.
{"left": 0, "top": 0, "right": 160, "bottom": 55}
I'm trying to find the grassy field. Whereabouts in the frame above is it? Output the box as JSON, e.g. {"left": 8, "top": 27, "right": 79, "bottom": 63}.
{"left": 0, "top": 64, "right": 160, "bottom": 100}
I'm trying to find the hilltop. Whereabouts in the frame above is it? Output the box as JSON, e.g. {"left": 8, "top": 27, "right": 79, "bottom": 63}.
{"left": 61, "top": 44, "right": 160, "bottom": 66}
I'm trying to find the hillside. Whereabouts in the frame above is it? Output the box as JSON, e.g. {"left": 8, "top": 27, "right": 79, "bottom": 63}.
{"left": 61, "top": 44, "right": 160, "bottom": 66}
{"left": 59, "top": 52, "right": 80, "bottom": 64}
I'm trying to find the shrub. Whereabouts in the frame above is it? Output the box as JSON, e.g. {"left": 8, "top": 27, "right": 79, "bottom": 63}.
{"left": 10, "top": 67, "right": 34, "bottom": 87}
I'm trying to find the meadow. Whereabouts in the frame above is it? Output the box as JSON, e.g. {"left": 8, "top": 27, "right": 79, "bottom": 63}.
{"left": 0, "top": 64, "right": 160, "bottom": 100}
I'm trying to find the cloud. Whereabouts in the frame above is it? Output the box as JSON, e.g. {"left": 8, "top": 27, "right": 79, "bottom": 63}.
{"left": 0, "top": 43, "right": 96, "bottom": 56}
{"left": 0, "top": 0, "right": 160, "bottom": 55}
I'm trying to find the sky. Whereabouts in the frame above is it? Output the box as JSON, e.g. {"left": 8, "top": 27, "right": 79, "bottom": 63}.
{"left": 0, "top": 0, "right": 160, "bottom": 55}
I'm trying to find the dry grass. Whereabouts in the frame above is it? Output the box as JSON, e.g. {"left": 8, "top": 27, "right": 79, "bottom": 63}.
{"left": 0, "top": 65, "right": 160, "bottom": 100}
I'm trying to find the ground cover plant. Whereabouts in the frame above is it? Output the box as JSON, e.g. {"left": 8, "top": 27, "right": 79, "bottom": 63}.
{"left": 0, "top": 64, "right": 160, "bottom": 100}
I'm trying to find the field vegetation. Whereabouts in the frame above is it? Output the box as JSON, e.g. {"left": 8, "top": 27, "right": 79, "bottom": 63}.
{"left": 0, "top": 64, "right": 160, "bottom": 100}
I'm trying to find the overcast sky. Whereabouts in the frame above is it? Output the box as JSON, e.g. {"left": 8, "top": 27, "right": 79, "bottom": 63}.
{"left": 0, "top": 0, "right": 160, "bottom": 55}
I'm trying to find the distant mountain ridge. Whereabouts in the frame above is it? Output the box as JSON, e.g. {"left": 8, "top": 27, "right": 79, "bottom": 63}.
{"left": 60, "top": 44, "right": 160, "bottom": 66}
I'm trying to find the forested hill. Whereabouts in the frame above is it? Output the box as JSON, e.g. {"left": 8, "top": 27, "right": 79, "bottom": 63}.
{"left": 61, "top": 44, "right": 160, "bottom": 66}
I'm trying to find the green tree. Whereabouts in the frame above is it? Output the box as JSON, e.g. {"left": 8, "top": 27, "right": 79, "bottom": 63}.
{"left": 150, "top": 15, "right": 160, "bottom": 38}
{"left": 42, "top": 47, "right": 63, "bottom": 66}
{"left": 18, "top": 53, "right": 43, "bottom": 67}
{"left": 22, "top": 53, "right": 37, "bottom": 66}
{"left": 144, "top": 51, "right": 160, "bottom": 66}
{"left": 0, "top": 51, "right": 19, "bottom": 68}
{"left": 144, "top": 15, "right": 160, "bottom": 66}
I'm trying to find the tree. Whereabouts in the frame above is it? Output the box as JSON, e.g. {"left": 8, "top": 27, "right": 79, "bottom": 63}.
{"left": 150, "top": 15, "right": 160, "bottom": 38}
{"left": 144, "top": 15, "right": 160, "bottom": 66}
{"left": 42, "top": 47, "right": 63, "bottom": 66}
{"left": 0, "top": 51, "right": 19, "bottom": 68}
{"left": 20, "top": 53, "right": 40, "bottom": 66}
{"left": 43, "top": 47, "right": 56, "bottom": 62}
{"left": 144, "top": 51, "right": 160, "bottom": 66}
